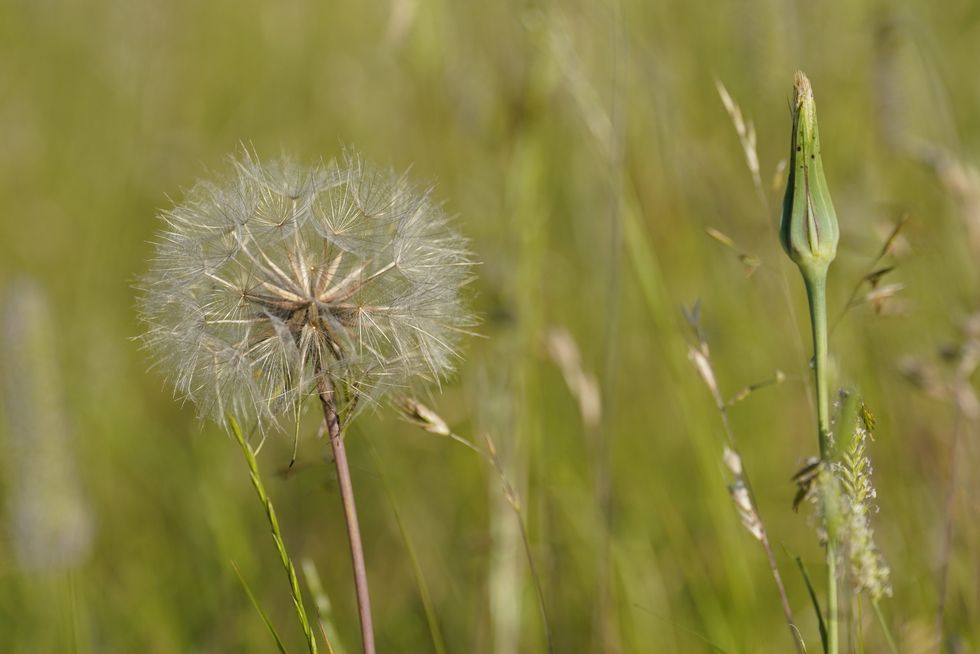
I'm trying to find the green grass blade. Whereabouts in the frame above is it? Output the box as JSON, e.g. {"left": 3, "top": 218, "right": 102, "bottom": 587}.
{"left": 872, "top": 600, "right": 899, "bottom": 654}
{"left": 795, "top": 556, "right": 828, "bottom": 654}
{"left": 368, "top": 444, "right": 448, "bottom": 654}
{"left": 231, "top": 561, "right": 289, "bottom": 654}
{"left": 229, "top": 416, "right": 319, "bottom": 654}
{"left": 300, "top": 559, "right": 343, "bottom": 654}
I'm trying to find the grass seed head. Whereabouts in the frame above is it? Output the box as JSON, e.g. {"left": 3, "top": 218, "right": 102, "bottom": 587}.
{"left": 396, "top": 397, "right": 451, "bottom": 437}
{"left": 836, "top": 399, "right": 892, "bottom": 601}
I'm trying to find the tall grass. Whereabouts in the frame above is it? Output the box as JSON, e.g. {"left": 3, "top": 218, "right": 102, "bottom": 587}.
{"left": 0, "top": 1, "right": 978, "bottom": 651}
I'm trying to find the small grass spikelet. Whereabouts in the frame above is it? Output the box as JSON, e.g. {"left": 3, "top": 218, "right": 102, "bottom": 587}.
{"left": 836, "top": 397, "right": 892, "bottom": 601}
{"left": 139, "top": 150, "right": 475, "bottom": 434}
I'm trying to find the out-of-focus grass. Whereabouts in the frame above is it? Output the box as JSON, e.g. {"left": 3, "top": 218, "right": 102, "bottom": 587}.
{"left": 0, "top": 0, "right": 978, "bottom": 652}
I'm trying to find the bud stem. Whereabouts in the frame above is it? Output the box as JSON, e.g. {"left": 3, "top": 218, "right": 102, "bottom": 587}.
{"left": 802, "top": 268, "right": 832, "bottom": 459}
{"left": 318, "top": 380, "right": 376, "bottom": 654}
{"left": 802, "top": 267, "right": 839, "bottom": 654}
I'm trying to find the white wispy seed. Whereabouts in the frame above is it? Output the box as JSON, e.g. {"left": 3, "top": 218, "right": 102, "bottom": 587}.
{"left": 139, "top": 150, "right": 475, "bottom": 434}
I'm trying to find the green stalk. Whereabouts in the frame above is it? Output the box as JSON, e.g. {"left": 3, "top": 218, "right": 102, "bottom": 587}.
{"left": 230, "top": 416, "right": 319, "bottom": 654}
{"left": 780, "top": 71, "right": 841, "bottom": 654}
{"left": 803, "top": 268, "right": 838, "bottom": 654}
{"left": 803, "top": 272, "right": 831, "bottom": 459}
{"left": 872, "top": 600, "right": 900, "bottom": 654}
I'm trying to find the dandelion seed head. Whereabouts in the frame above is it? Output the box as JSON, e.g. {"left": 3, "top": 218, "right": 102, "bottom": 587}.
{"left": 138, "top": 150, "right": 476, "bottom": 434}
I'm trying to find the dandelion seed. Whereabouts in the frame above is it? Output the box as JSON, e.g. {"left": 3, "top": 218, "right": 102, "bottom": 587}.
{"left": 138, "top": 150, "right": 476, "bottom": 435}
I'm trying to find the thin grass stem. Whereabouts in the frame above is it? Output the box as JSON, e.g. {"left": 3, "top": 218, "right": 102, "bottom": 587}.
{"left": 231, "top": 561, "right": 290, "bottom": 654}
{"left": 717, "top": 402, "right": 804, "bottom": 654}
{"left": 300, "top": 559, "right": 341, "bottom": 654}
{"left": 398, "top": 397, "right": 554, "bottom": 652}
{"left": 484, "top": 434, "right": 554, "bottom": 654}
{"left": 856, "top": 594, "right": 864, "bottom": 654}
{"left": 936, "top": 410, "right": 964, "bottom": 648}
{"left": 829, "top": 218, "right": 904, "bottom": 337}
{"left": 368, "top": 443, "right": 448, "bottom": 654}
{"left": 872, "top": 599, "right": 899, "bottom": 654}
{"left": 687, "top": 329, "right": 804, "bottom": 654}
{"left": 229, "top": 416, "right": 319, "bottom": 654}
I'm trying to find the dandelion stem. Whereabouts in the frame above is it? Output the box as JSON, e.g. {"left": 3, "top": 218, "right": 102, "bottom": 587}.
{"left": 317, "top": 380, "right": 376, "bottom": 654}
{"left": 803, "top": 268, "right": 839, "bottom": 654}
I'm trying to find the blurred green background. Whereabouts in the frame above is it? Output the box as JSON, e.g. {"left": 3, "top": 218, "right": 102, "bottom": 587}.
{"left": 1, "top": 0, "right": 979, "bottom": 651}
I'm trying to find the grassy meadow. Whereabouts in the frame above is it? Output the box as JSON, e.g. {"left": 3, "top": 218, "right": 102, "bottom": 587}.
{"left": 1, "top": 0, "right": 979, "bottom": 651}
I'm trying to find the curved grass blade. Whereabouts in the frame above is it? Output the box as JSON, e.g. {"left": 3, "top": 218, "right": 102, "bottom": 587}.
{"left": 232, "top": 561, "right": 289, "bottom": 654}
{"left": 367, "top": 443, "right": 448, "bottom": 654}
{"left": 230, "top": 416, "right": 319, "bottom": 654}
{"left": 795, "top": 555, "right": 828, "bottom": 654}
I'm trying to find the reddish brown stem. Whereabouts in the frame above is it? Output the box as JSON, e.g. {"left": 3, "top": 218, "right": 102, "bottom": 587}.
{"left": 318, "top": 382, "right": 375, "bottom": 654}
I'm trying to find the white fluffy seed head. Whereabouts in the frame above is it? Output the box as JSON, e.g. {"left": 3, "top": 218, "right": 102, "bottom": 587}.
{"left": 138, "top": 150, "right": 476, "bottom": 434}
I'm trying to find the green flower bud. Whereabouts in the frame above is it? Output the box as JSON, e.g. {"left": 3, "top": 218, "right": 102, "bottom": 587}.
{"left": 780, "top": 71, "right": 839, "bottom": 279}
